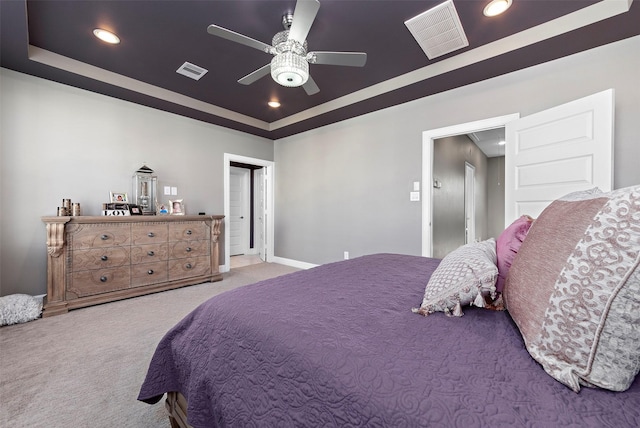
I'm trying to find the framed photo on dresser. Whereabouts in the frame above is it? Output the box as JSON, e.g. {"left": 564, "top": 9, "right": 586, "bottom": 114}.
{"left": 169, "top": 199, "right": 184, "bottom": 215}
{"left": 109, "top": 191, "right": 129, "bottom": 203}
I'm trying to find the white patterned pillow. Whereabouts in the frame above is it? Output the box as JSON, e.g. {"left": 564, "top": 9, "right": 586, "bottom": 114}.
{"left": 504, "top": 185, "right": 640, "bottom": 392}
{"left": 413, "top": 239, "right": 498, "bottom": 317}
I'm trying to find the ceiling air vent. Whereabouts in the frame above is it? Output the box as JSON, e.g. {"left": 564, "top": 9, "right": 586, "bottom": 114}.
{"left": 176, "top": 62, "right": 208, "bottom": 81}
{"left": 405, "top": 0, "right": 469, "bottom": 60}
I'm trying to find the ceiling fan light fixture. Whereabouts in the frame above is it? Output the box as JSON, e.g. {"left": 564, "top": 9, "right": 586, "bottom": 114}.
{"left": 483, "top": 0, "right": 512, "bottom": 17}
{"left": 271, "top": 52, "right": 309, "bottom": 87}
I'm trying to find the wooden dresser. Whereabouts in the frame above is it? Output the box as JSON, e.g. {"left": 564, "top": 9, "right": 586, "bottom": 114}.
{"left": 41, "top": 215, "right": 224, "bottom": 317}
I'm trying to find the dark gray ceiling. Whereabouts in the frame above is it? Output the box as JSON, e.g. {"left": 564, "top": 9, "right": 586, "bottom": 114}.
{"left": 2, "top": 0, "right": 639, "bottom": 139}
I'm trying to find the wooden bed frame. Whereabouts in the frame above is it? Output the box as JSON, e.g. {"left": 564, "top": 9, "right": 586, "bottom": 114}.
{"left": 165, "top": 392, "right": 191, "bottom": 428}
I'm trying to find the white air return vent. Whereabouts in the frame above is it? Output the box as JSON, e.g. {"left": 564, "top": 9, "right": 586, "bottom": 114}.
{"left": 405, "top": 0, "right": 469, "bottom": 60}
{"left": 176, "top": 62, "right": 208, "bottom": 80}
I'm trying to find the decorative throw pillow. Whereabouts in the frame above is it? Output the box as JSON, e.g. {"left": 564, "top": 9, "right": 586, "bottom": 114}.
{"left": 503, "top": 185, "right": 640, "bottom": 392}
{"left": 413, "top": 239, "right": 498, "bottom": 317}
{"left": 495, "top": 215, "right": 534, "bottom": 293}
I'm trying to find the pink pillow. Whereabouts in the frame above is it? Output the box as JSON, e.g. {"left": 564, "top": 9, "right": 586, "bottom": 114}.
{"left": 495, "top": 215, "right": 533, "bottom": 293}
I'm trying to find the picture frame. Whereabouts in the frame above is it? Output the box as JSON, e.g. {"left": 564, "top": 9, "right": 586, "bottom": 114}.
{"left": 169, "top": 199, "right": 184, "bottom": 215}
{"left": 157, "top": 203, "right": 169, "bottom": 215}
{"left": 129, "top": 205, "right": 142, "bottom": 215}
{"left": 110, "top": 191, "right": 129, "bottom": 203}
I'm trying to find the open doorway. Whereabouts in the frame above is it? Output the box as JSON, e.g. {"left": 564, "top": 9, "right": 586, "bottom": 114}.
{"left": 229, "top": 162, "right": 264, "bottom": 269}
{"left": 223, "top": 154, "right": 274, "bottom": 272}
{"left": 422, "top": 114, "right": 520, "bottom": 257}
{"left": 424, "top": 90, "right": 614, "bottom": 258}
{"left": 431, "top": 129, "right": 503, "bottom": 258}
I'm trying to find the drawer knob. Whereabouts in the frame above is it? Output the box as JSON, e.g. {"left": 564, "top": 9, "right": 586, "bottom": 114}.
{"left": 147, "top": 251, "right": 155, "bottom": 256}
{"left": 101, "top": 234, "right": 109, "bottom": 240}
{"left": 147, "top": 269, "right": 154, "bottom": 275}
{"left": 186, "top": 230, "right": 192, "bottom": 235}
{"left": 147, "top": 232, "right": 155, "bottom": 238}
{"left": 101, "top": 255, "right": 108, "bottom": 261}
{"left": 186, "top": 247, "right": 192, "bottom": 252}
{"left": 185, "top": 263, "right": 192, "bottom": 269}
{"left": 100, "top": 276, "right": 108, "bottom": 282}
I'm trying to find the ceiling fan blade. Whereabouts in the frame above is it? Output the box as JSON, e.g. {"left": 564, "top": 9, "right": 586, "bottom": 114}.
{"left": 207, "top": 24, "right": 273, "bottom": 54}
{"left": 288, "top": 0, "right": 320, "bottom": 44}
{"left": 238, "top": 64, "right": 272, "bottom": 85}
{"left": 303, "top": 76, "right": 320, "bottom": 95}
{"left": 310, "top": 51, "right": 367, "bottom": 67}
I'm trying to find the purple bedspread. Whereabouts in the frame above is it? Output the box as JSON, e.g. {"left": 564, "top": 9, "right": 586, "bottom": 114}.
{"left": 139, "top": 254, "right": 640, "bottom": 427}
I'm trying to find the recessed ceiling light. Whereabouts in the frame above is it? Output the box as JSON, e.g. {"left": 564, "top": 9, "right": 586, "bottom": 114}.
{"left": 268, "top": 101, "right": 281, "bottom": 108}
{"left": 483, "top": 0, "right": 512, "bottom": 17}
{"left": 93, "top": 29, "right": 120, "bottom": 44}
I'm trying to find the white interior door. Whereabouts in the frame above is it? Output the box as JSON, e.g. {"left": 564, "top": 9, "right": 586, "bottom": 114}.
{"left": 464, "top": 162, "right": 476, "bottom": 244}
{"left": 229, "top": 167, "right": 250, "bottom": 256}
{"left": 505, "top": 89, "right": 614, "bottom": 225}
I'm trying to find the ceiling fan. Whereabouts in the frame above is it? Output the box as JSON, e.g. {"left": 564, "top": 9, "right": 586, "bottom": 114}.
{"left": 207, "top": 0, "right": 367, "bottom": 95}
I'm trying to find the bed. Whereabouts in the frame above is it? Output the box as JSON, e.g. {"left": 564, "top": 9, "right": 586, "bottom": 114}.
{"left": 139, "top": 186, "right": 640, "bottom": 427}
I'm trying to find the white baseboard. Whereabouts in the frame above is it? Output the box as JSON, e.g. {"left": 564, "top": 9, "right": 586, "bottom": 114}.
{"left": 222, "top": 257, "right": 317, "bottom": 272}
{"left": 270, "top": 256, "right": 318, "bottom": 270}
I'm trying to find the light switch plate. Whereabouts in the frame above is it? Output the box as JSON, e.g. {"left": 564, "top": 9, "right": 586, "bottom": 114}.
{"left": 410, "top": 191, "right": 420, "bottom": 202}
{"left": 413, "top": 181, "right": 420, "bottom": 191}
{"left": 163, "top": 186, "right": 171, "bottom": 195}
{"left": 171, "top": 187, "right": 178, "bottom": 195}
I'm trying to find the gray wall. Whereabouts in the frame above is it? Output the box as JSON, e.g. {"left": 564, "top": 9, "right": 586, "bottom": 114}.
{"left": 432, "top": 135, "right": 488, "bottom": 259}
{"left": 487, "top": 156, "right": 506, "bottom": 240}
{"left": 274, "top": 36, "right": 640, "bottom": 266}
{"left": 2, "top": 36, "right": 639, "bottom": 294}
{"left": 0, "top": 69, "right": 273, "bottom": 296}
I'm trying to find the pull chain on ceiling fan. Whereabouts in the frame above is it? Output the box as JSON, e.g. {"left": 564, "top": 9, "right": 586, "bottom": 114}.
{"left": 207, "top": 0, "right": 367, "bottom": 95}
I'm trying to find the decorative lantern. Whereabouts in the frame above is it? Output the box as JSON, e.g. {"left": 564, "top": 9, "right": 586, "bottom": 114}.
{"left": 133, "top": 164, "right": 157, "bottom": 215}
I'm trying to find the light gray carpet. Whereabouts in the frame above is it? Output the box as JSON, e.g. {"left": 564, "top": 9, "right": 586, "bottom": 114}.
{"left": 0, "top": 262, "right": 299, "bottom": 428}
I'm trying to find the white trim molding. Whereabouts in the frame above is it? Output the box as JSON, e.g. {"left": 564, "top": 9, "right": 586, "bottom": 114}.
{"left": 270, "top": 256, "right": 319, "bottom": 270}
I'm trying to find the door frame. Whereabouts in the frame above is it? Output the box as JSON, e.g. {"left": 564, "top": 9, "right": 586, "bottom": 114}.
{"left": 223, "top": 153, "right": 274, "bottom": 272}
{"left": 464, "top": 161, "right": 476, "bottom": 244}
{"left": 229, "top": 166, "right": 251, "bottom": 256}
{"left": 422, "top": 113, "right": 520, "bottom": 257}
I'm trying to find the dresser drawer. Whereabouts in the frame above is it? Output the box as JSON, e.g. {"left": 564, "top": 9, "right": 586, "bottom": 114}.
{"left": 69, "top": 224, "right": 130, "bottom": 249}
{"left": 131, "top": 261, "right": 168, "bottom": 286}
{"left": 169, "top": 222, "right": 208, "bottom": 241}
{"left": 132, "top": 223, "right": 169, "bottom": 244}
{"left": 131, "top": 243, "right": 169, "bottom": 264}
{"left": 169, "top": 240, "right": 210, "bottom": 259}
{"left": 168, "top": 256, "right": 211, "bottom": 280}
{"left": 67, "top": 267, "right": 131, "bottom": 299}
{"left": 71, "top": 247, "right": 130, "bottom": 271}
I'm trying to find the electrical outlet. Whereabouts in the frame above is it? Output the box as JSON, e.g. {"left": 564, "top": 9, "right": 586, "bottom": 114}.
{"left": 164, "top": 186, "right": 171, "bottom": 195}
{"left": 344, "top": 251, "right": 349, "bottom": 260}
{"left": 171, "top": 187, "right": 178, "bottom": 195}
